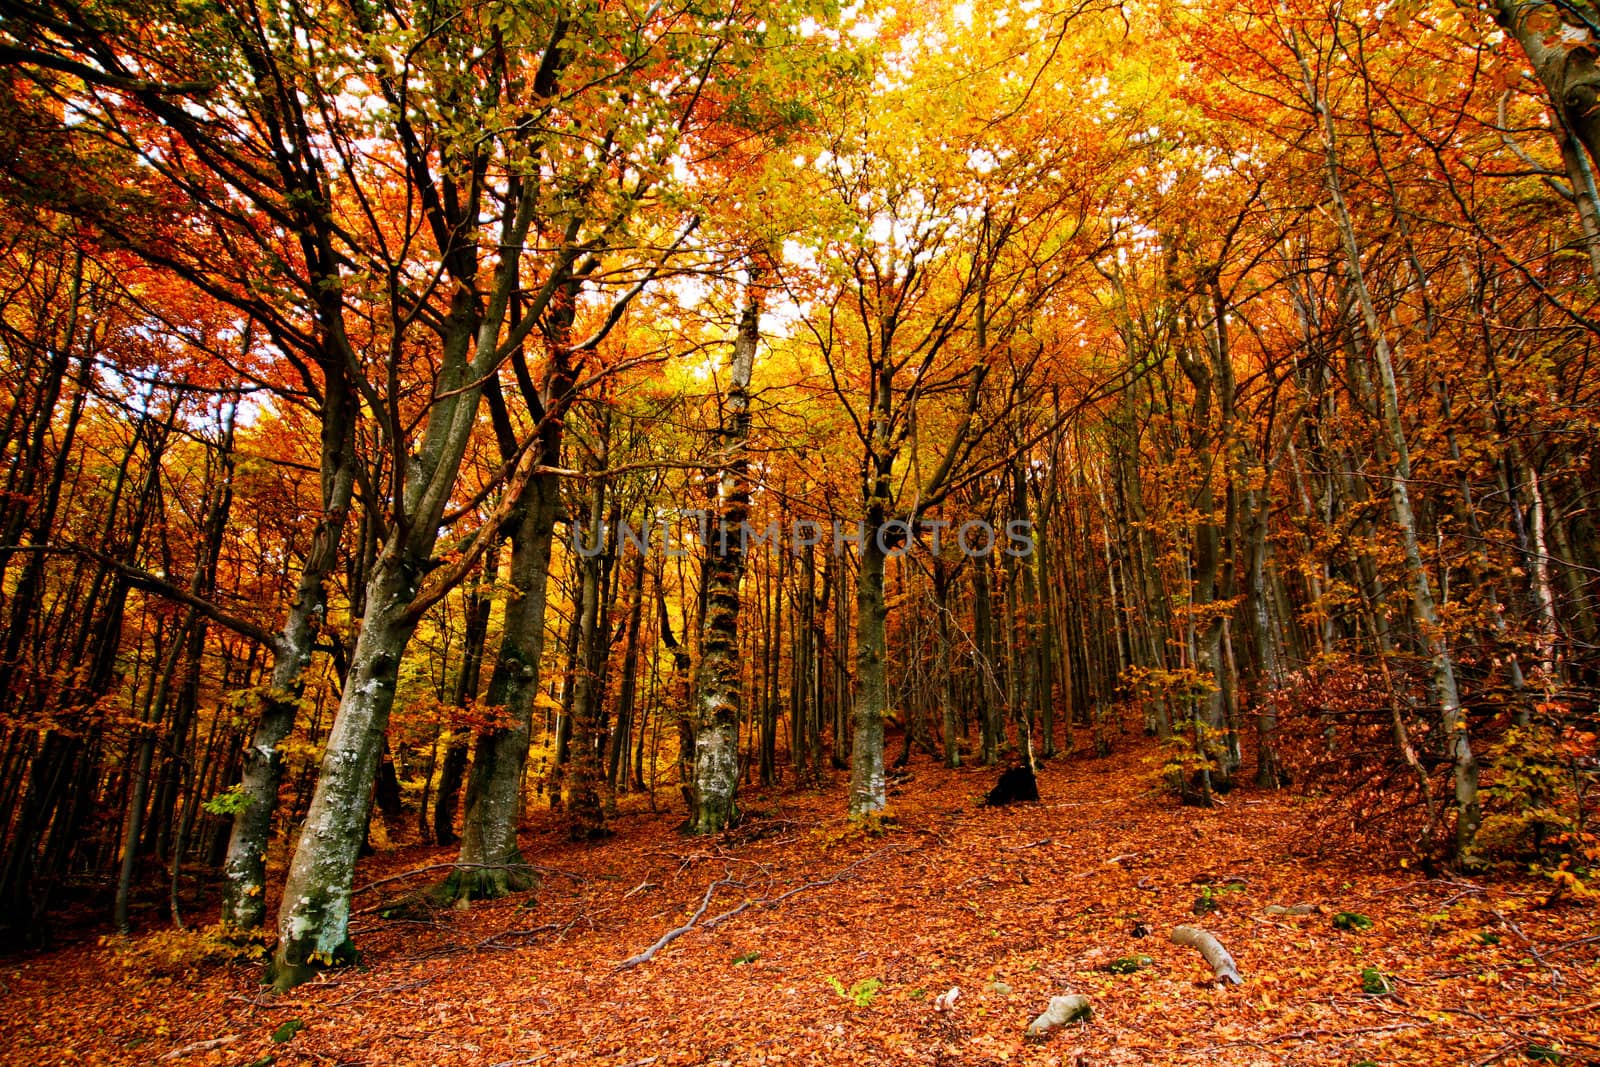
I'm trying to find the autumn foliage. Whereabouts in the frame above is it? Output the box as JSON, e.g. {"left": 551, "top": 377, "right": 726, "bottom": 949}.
{"left": 0, "top": 0, "right": 1596, "bottom": 1059}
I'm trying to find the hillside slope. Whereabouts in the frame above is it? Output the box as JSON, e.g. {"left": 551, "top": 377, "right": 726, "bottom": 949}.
{"left": 4, "top": 737, "right": 1597, "bottom": 1066}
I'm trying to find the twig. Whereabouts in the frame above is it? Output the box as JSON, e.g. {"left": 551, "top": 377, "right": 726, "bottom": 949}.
{"left": 327, "top": 978, "right": 431, "bottom": 1008}
{"left": 616, "top": 875, "right": 738, "bottom": 970}
{"left": 1469, "top": 1041, "right": 1520, "bottom": 1067}
{"left": 616, "top": 844, "right": 908, "bottom": 969}
{"left": 225, "top": 993, "right": 284, "bottom": 1009}
{"left": 1211, "top": 1022, "right": 1421, "bottom": 1049}
{"left": 1547, "top": 934, "right": 1600, "bottom": 957}
{"left": 1001, "top": 837, "right": 1053, "bottom": 851}
{"left": 1489, "top": 907, "right": 1563, "bottom": 987}
{"left": 708, "top": 844, "right": 909, "bottom": 926}
{"left": 480, "top": 924, "right": 560, "bottom": 949}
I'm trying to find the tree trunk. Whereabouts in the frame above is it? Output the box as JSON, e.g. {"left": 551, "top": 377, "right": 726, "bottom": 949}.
{"left": 1495, "top": 0, "right": 1600, "bottom": 180}
{"left": 848, "top": 529, "right": 890, "bottom": 815}
{"left": 221, "top": 371, "right": 356, "bottom": 931}
{"left": 433, "top": 548, "right": 494, "bottom": 849}
{"left": 564, "top": 471, "right": 612, "bottom": 842}
{"left": 447, "top": 475, "right": 558, "bottom": 899}
{"left": 268, "top": 558, "right": 427, "bottom": 988}
{"left": 690, "top": 291, "right": 759, "bottom": 834}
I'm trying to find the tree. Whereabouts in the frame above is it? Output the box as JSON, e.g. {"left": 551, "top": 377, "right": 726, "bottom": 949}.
{"left": 688, "top": 279, "right": 762, "bottom": 834}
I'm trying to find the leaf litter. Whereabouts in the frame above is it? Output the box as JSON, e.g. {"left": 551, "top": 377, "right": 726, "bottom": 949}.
{"left": 3, "top": 734, "right": 1596, "bottom": 1066}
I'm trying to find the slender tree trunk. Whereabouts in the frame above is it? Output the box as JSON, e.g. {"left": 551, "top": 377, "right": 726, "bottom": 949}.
{"left": 610, "top": 546, "right": 648, "bottom": 791}
{"left": 221, "top": 372, "right": 356, "bottom": 931}
{"left": 433, "top": 547, "right": 494, "bottom": 848}
{"left": 447, "top": 477, "right": 558, "bottom": 898}
{"left": 848, "top": 530, "right": 890, "bottom": 815}
{"left": 564, "top": 471, "right": 612, "bottom": 841}
{"left": 447, "top": 289, "right": 580, "bottom": 894}
{"left": 115, "top": 616, "right": 188, "bottom": 933}
{"left": 690, "top": 292, "right": 759, "bottom": 834}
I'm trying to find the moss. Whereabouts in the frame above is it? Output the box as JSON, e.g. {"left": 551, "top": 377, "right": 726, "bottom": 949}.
{"left": 432, "top": 860, "right": 539, "bottom": 906}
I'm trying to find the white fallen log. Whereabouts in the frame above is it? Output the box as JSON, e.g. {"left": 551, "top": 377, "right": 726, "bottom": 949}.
{"left": 1025, "top": 993, "right": 1091, "bottom": 1036}
{"left": 1171, "top": 924, "right": 1242, "bottom": 984}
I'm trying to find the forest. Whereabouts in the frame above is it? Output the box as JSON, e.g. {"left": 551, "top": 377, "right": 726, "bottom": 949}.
{"left": 0, "top": 0, "right": 1597, "bottom": 1062}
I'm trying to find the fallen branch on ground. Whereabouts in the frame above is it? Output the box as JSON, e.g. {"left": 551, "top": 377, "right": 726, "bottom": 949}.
{"left": 479, "top": 924, "right": 560, "bottom": 950}
{"left": 617, "top": 844, "right": 909, "bottom": 969}
{"left": 704, "top": 844, "right": 910, "bottom": 930}
{"left": 616, "top": 875, "right": 740, "bottom": 970}
{"left": 1490, "top": 908, "right": 1563, "bottom": 986}
{"left": 1210, "top": 1021, "right": 1421, "bottom": 1049}
{"left": 1001, "top": 837, "right": 1053, "bottom": 852}
{"left": 1172, "top": 924, "right": 1243, "bottom": 984}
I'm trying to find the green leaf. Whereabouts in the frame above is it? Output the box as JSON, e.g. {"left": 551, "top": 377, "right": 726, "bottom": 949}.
{"left": 1358, "top": 967, "right": 1392, "bottom": 995}
{"left": 270, "top": 1019, "right": 306, "bottom": 1043}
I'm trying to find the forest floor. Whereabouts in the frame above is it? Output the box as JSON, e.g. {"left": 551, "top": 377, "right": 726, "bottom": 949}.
{"left": 3, "top": 730, "right": 1598, "bottom": 1067}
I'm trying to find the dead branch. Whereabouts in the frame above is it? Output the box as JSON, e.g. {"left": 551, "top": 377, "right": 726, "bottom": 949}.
{"left": 326, "top": 978, "right": 431, "bottom": 1008}
{"left": 1489, "top": 908, "right": 1563, "bottom": 986}
{"left": 616, "top": 875, "right": 739, "bottom": 970}
{"left": 704, "top": 844, "right": 910, "bottom": 930}
{"left": 1171, "top": 924, "right": 1243, "bottom": 984}
{"left": 615, "top": 845, "right": 908, "bottom": 970}
{"left": 479, "top": 924, "right": 559, "bottom": 950}
{"left": 1001, "top": 837, "right": 1053, "bottom": 851}
{"left": 1210, "top": 1021, "right": 1421, "bottom": 1049}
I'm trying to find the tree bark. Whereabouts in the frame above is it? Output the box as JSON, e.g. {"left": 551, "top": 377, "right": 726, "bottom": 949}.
{"left": 221, "top": 371, "right": 356, "bottom": 931}
{"left": 271, "top": 186, "right": 536, "bottom": 985}
{"left": 848, "top": 528, "right": 891, "bottom": 815}
{"left": 690, "top": 290, "right": 760, "bottom": 834}
{"left": 1494, "top": 0, "right": 1600, "bottom": 179}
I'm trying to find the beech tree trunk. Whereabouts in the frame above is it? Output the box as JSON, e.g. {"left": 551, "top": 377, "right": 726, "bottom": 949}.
{"left": 564, "top": 467, "right": 612, "bottom": 842}
{"left": 445, "top": 278, "right": 585, "bottom": 897}
{"left": 221, "top": 372, "right": 356, "bottom": 931}
{"left": 690, "top": 291, "right": 759, "bottom": 834}
{"left": 1495, "top": 0, "right": 1600, "bottom": 178}
{"left": 446, "top": 475, "right": 558, "bottom": 899}
{"left": 848, "top": 529, "right": 891, "bottom": 815}
{"left": 433, "top": 547, "right": 495, "bottom": 849}
{"left": 271, "top": 186, "right": 537, "bottom": 984}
